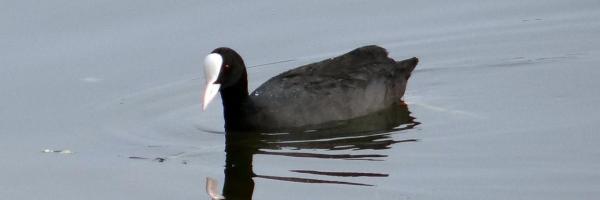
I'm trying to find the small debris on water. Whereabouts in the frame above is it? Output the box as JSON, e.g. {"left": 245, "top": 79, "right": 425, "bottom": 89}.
{"left": 128, "top": 156, "right": 147, "bottom": 160}
{"left": 128, "top": 156, "right": 169, "bottom": 163}
{"left": 42, "top": 149, "right": 74, "bottom": 154}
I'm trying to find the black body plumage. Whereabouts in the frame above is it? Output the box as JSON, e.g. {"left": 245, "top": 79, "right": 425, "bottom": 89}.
{"left": 208, "top": 45, "right": 418, "bottom": 132}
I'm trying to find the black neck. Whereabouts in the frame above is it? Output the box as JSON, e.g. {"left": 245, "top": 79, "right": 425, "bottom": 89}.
{"left": 220, "top": 70, "right": 250, "bottom": 131}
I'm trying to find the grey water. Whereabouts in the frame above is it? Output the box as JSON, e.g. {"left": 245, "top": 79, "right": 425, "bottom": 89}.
{"left": 2, "top": 0, "right": 600, "bottom": 199}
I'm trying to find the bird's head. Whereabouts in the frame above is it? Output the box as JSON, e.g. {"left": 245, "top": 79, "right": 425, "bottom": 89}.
{"left": 202, "top": 47, "right": 247, "bottom": 110}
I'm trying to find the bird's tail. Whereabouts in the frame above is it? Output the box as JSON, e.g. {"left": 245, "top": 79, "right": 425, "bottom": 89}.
{"left": 397, "top": 57, "right": 419, "bottom": 78}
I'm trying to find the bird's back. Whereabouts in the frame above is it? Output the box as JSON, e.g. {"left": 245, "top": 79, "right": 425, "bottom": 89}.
{"left": 247, "top": 45, "right": 418, "bottom": 131}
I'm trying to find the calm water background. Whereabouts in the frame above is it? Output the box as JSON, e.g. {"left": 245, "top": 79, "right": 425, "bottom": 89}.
{"left": 2, "top": 0, "right": 600, "bottom": 199}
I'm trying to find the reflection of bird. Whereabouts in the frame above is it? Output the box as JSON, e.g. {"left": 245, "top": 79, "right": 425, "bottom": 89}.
{"left": 205, "top": 177, "right": 225, "bottom": 200}
{"left": 216, "top": 106, "right": 420, "bottom": 198}
{"left": 202, "top": 45, "right": 418, "bottom": 132}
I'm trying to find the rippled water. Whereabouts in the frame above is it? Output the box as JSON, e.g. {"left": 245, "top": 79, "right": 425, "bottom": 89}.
{"left": 2, "top": 0, "right": 600, "bottom": 199}
{"left": 220, "top": 104, "right": 417, "bottom": 199}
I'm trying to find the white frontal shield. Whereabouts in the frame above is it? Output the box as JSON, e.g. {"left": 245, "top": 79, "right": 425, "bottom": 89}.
{"left": 202, "top": 53, "right": 223, "bottom": 110}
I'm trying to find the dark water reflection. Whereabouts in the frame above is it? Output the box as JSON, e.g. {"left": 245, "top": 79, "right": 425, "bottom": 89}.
{"left": 221, "top": 103, "right": 419, "bottom": 199}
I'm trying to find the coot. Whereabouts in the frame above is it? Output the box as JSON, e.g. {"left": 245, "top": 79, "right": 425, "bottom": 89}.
{"left": 203, "top": 45, "right": 418, "bottom": 132}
